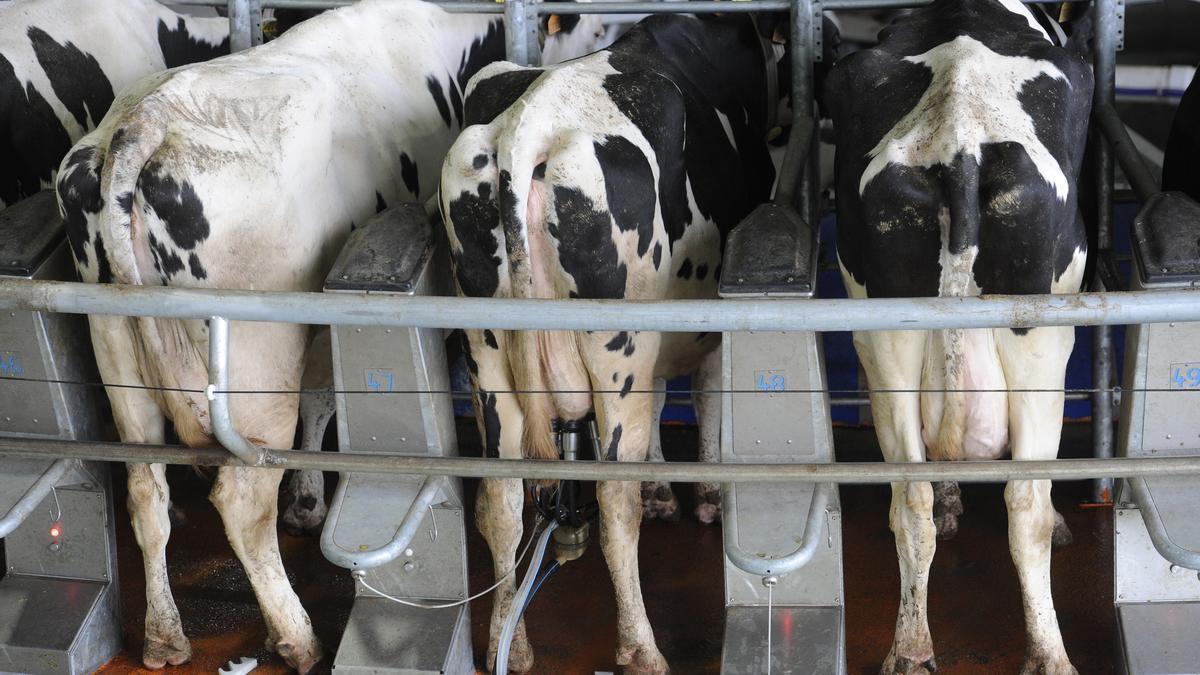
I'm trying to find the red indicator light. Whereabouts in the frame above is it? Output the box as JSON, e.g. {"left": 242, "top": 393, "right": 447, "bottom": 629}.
{"left": 49, "top": 524, "right": 62, "bottom": 538}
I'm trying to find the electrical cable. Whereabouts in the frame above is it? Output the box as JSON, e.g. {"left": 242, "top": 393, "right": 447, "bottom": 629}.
{"left": 354, "top": 516, "right": 545, "bottom": 611}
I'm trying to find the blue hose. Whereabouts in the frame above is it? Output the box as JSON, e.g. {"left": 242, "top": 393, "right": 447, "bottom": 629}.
{"left": 495, "top": 521, "right": 558, "bottom": 675}
{"left": 521, "top": 560, "right": 561, "bottom": 615}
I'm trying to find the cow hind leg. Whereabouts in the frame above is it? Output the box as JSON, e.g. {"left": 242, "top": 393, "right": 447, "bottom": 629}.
{"left": 587, "top": 334, "right": 668, "bottom": 674}
{"left": 641, "top": 377, "right": 679, "bottom": 521}
{"left": 281, "top": 387, "right": 334, "bottom": 534}
{"left": 693, "top": 346, "right": 722, "bottom": 524}
{"left": 996, "top": 326, "right": 1078, "bottom": 674}
{"left": 855, "top": 329, "right": 938, "bottom": 674}
{"left": 462, "top": 328, "right": 535, "bottom": 673}
{"left": 90, "top": 316, "right": 189, "bottom": 668}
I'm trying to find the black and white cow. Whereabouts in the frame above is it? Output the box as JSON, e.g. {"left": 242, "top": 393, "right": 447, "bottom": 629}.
{"left": 826, "top": 0, "right": 1092, "bottom": 672}
{"left": 441, "top": 13, "right": 787, "bottom": 673}
{"left": 54, "top": 0, "right": 597, "bottom": 670}
{"left": 1164, "top": 68, "right": 1200, "bottom": 202}
{"left": 1, "top": 0, "right": 228, "bottom": 210}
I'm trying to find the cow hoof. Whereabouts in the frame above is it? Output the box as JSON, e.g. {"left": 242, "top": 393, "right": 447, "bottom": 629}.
{"left": 641, "top": 481, "right": 679, "bottom": 521}
{"left": 694, "top": 482, "right": 722, "bottom": 525}
{"left": 1051, "top": 510, "right": 1073, "bottom": 548}
{"left": 142, "top": 635, "right": 191, "bottom": 669}
{"left": 617, "top": 644, "right": 669, "bottom": 674}
{"left": 882, "top": 650, "right": 936, "bottom": 674}
{"left": 167, "top": 501, "right": 188, "bottom": 528}
{"left": 277, "top": 638, "right": 324, "bottom": 675}
{"left": 282, "top": 494, "right": 328, "bottom": 535}
{"left": 933, "top": 512, "right": 959, "bottom": 540}
{"left": 1019, "top": 655, "right": 1078, "bottom": 675}
{"left": 932, "top": 481, "right": 962, "bottom": 540}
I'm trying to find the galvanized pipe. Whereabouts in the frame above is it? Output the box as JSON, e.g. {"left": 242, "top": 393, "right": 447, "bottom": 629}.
{"left": 504, "top": 0, "right": 531, "bottom": 66}
{"left": 1094, "top": 103, "right": 1161, "bottom": 203}
{"left": 4, "top": 436, "right": 1200, "bottom": 483}
{"left": 723, "top": 482, "right": 832, "bottom": 576}
{"left": 5, "top": 279, "right": 1200, "bottom": 333}
{"left": 1092, "top": 0, "right": 1120, "bottom": 504}
{"left": 0, "top": 458, "right": 74, "bottom": 538}
{"left": 206, "top": 316, "right": 277, "bottom": 466}
{"left": 321, "top": 475, "right": 445, "bottom": 569}
{"left": 1128, "top": 478, "right": 1200, "bottom": 571}
{"left": 227, "top": 0, "right": 253, "bottom": 51}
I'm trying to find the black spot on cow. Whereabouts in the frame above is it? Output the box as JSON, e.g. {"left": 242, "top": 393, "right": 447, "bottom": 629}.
{"left": 547, "top": 186, "right": 627, "bottom": 299}
{"left": 93, "top": 232, "right": 114, "bottom": 284}
{"left": 188, "top": 252, "right": 208, "bottom": 280}
{"left": 426, "top": 75, "right": 453, "bottom": 127}
{"left": 0, "top": 53, "right": 74, "bottom": 206}
{"left": 446, "top": 76, "right": 464, "bottom": 128}
{"left": 594, "top": 135, "right": 656, "bottom": 257}
{"left": 118, "top": 192, "right": 134, "bottom": 214}
{"left": 447, "top": 182, "right": 501, "bottom": 297}
{"left": 148, "top": 232, "right": 184, "bottom": 279}
{"left": 400, "top": 152, "right": 420, "bottom": 197}
{"left": 156, "top": 17, "right": 229, "bottom": 69}
{"left": 464, "top": 68, "right": 543, "bottom": 126}
{"left": 498, "top": 170, "right": 523, "bottom": 271}
{"left": 612, "top": 372, "right": 619, "bottom": 383}
{"left": 534, "top": 162, "right": 547, "bottom": 180}
{"left": 473, "top": 154, "right": 489, "bottom": 170}
{"left": 695, "top": 263, "right": 708, "bottom": 280}
{"left": 462, "top": 336, "right": 480, "bottom": 376}
{"left": 605, "top": 331, "right": 629, "bottom": 352}
{"left": 652, "top": 241, "right": 662, "bottom": 270}
{"left": 456, "top": 19, "right": 506, "bottom": 95}
{"left": 27, "top": 27, "right": 114, "bottom": 130}
{"left": 606, "top": 423, "right": 623, "bottom": 461}
{"left": 55, "top": 146, "right": 102, "bottom": 266}
{"left": 479, "top": 390, "right": 502, "bottom": 458}
{"left": 484, "top": 329, "right": 499, "bottom": 349}
{"left": 677, "top": 258, "right": 693, "bottom": 279}
{"left": 620, "top": 374, "right": 634, "bottom": 398}
{"left": 375, "top": 191, "right": 387, "bottom": 214}
{"left": 138, "top": 161, "right": 210, "bottom": 250}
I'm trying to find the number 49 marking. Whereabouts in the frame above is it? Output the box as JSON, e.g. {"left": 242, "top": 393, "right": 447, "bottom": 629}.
{"left": 365, "top": 368, "right": 396, "bottom": 392}
{"left": 1169, "top": 363, "right": 1200, "bottom": 389}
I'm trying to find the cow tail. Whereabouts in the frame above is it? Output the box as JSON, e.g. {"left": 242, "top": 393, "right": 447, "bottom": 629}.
{"left": 497, "top": 136, "right": 561, "bottom": 467}
{"left": 100, "top": 106, "right": 215, "bottom": 445}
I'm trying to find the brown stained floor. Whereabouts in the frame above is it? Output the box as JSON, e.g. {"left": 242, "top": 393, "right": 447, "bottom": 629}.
{"left": 95, "top": 423, "right": 1112, "bottom": 675}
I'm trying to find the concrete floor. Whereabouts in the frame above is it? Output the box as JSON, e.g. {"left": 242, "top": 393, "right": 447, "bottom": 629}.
{"left": 95, "top": 422, "right": 1113, "bottom": 674}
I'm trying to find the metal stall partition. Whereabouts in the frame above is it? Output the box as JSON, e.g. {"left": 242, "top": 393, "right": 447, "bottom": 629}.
{"left": 0, "top": 192, "right": 118, "bottom": 675}
{"left": 320, "top": 204, "right": 471, "bottom": 675}
{"left": 1114, "top": 191, "right": 1200, "bottom": 675}
{"left": 717, "top": 174, "right": 844, "bottom": 671}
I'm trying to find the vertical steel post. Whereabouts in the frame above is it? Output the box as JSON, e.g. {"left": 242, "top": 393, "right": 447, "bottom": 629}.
{"left": 207, "top": 316, "right": 269, "bottom": 466}
{"left": 227, "top": 0, "right": 250, "bottom": 52}
{"left": 505, "top": 0, "right": 531, "bottom": 66}
{"left": 792, "top": 0, "right": 816, "bottom": 222}
{"left": 1092, "top": 0, "right": 1118, "bottom": 503}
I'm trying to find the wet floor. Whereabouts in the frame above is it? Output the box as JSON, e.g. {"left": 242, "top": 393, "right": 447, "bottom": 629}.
{"left": 94, "top": 422, "right": 1112, "bottom": 674}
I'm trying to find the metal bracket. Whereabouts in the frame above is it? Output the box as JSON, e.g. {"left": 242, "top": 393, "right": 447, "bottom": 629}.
{"left": 723, "top": 482, "right": 832, "bottom": 577}
{"left": 1129, "top": 477, "right": 1200, "bottom": 571}
{"left": 321, "top": 474, "right": 446, "bottom": 570}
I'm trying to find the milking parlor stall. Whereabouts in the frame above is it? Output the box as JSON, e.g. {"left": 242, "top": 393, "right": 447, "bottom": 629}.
{"left": 2, "top": 0, "right": 1199, "bottom": 672}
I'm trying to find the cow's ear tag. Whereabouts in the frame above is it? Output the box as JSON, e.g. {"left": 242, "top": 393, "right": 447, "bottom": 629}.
{"left": 766, "top": 126, "right": 783, "bottom": 142}
{"left": 547, "top": 14, "right": 562, "bottom": 35}
{"left": 772, "top": 27, "right": 787, "bottom": 44}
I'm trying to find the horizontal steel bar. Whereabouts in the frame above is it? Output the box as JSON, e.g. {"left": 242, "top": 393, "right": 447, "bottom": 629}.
{"left": 4, "top": 437, "right": 1200, "bottom": 483}
{"left": 171, "top": 0, "right": 1086, "bottom": 9}
{"left": 3, "top": 279, "right": 1199, "bottom": 332}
